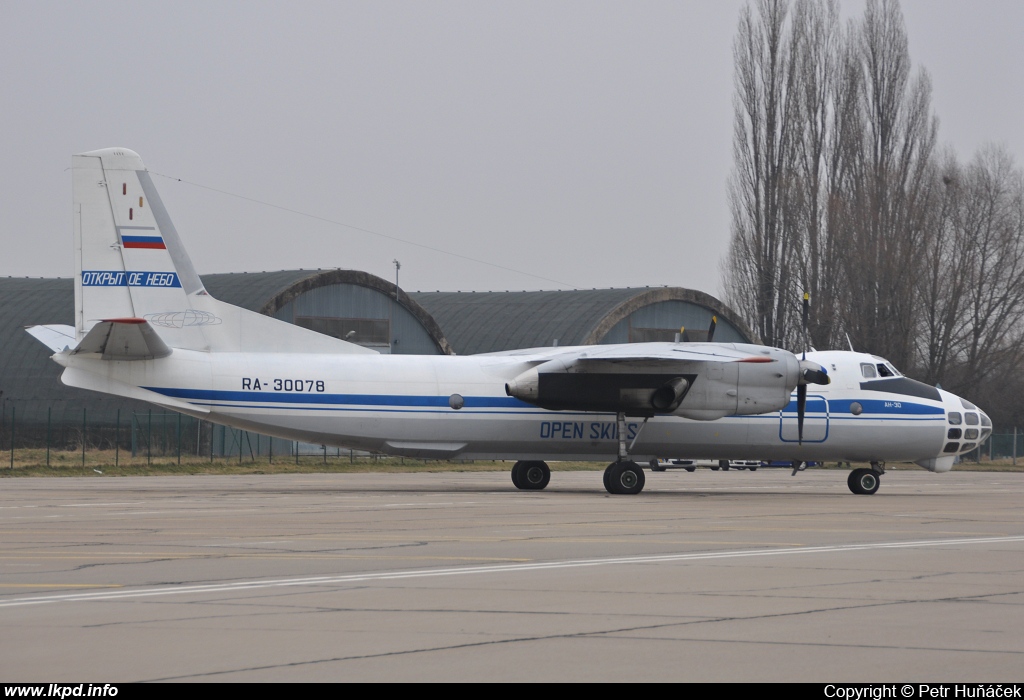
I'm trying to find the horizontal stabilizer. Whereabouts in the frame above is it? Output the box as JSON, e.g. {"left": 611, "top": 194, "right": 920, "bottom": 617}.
{"left": 25, "top": 325, "right": 76, "bottom": 353}
{"left": 74, "top": 318, "right": 172, "bottom": 360}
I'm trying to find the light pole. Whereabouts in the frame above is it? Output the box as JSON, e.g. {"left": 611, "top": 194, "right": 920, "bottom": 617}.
{"left": 392, "top": 260, "right": 401, "bottom": 352}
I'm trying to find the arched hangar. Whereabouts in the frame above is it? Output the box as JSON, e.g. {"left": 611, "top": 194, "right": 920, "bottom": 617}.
{"left": 0, "top": 271, "right": 755, "bottom": 432}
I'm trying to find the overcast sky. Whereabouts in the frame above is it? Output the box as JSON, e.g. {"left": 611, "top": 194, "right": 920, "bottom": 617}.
{"left": 2, "top": 1, "right": 1021, "bottom": 297}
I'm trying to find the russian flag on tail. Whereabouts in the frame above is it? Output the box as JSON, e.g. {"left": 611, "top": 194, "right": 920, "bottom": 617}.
{"left": 122, "top": 235, "right": 166, "bottom": 249}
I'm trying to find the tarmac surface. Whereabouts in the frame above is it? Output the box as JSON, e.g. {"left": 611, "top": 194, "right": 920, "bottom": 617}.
{"left": 1, "top": 468, "right": 1022, "bottom": 682}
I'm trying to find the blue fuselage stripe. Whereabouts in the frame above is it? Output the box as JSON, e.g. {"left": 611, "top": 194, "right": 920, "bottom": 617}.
{"left": 143, "top": 387, "right": 945, "bottom": 419}
{"left": 144, "top": 387, "right": 531, "bottom": 409}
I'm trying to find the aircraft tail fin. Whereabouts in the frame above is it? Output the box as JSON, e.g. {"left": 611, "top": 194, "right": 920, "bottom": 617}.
{"left": 72, "top": 148, "right": 374, "bottom": 355}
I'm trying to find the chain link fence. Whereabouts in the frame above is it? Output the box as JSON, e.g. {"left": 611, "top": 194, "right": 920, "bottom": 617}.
{"left": 2, "top": 399, "right": 1022, "bottom": 466}
{"left": 0, "top": 400, "right": 374, "bottom": 466}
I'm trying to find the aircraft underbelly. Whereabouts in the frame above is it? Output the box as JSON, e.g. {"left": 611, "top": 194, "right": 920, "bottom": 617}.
{"left": 205, "top": 397, "right": 943, "bottom": 463}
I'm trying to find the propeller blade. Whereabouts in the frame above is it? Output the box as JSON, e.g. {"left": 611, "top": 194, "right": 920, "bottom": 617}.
{"left": 802, "top": 292, "right": 809, "bottom": 360}
{"left": 797, "top": 383, "right": 807, "bottom": 445}
{"left": 707, "top": 316, "right": 717, "bottom": 342}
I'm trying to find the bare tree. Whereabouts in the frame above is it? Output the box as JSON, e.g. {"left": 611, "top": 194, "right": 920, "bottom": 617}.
{"left": 724, "top": 0, "right": 1024, "bottom": 428}
{"left": 916, "top": 150, "right": 970, "bottom": 386}
{"left": 724, "top": 0, "right": 801, "bottom": 348}
{"left": 950, "top": 147, "right": 1024, "bottom": 394}
{"left": 836, "top": 0, "right": 937, "bottom": 369}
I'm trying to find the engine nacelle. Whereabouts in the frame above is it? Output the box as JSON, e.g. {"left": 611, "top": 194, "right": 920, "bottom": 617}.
{"left": 505, "top": 348, "right": 803, "bottom": 418}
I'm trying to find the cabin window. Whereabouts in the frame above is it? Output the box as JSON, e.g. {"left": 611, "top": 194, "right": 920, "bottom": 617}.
{"left": 860, "top": 363, "right": 877, "bottom": 378}
{"left": 943, "top": 442, "right": 960, "bottom": 453}
{"left": 947, "top": 412, "right": 962, "bottom": 425}
{"left": 965, "top": 412, "right": 979, "bottom": 426}
{"left": 964, "top": 428, "right": 979, "bottom": 440}
{"left": 947, "top": 428, "right": 961, "bottom": 439}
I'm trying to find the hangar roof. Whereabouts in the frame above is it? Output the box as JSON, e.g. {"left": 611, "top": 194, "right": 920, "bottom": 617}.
{"left": 409, "top": 287, "right": 756, "bottom": 355}
{"left": 1, "top": 272, "right": 754, "bottom": 422}
{"left": 202, "top": 269, "right": 452, "bottom": 355}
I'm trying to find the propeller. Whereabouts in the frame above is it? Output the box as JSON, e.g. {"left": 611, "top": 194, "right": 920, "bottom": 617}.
{"left": 796, "top": 293, "right": 830, "bottom": 444}
{"left": 798, "top": 293, "right": 808, "bottom": 444}
{"left": 707, "top": 315, "right": 717, "bottom": 342}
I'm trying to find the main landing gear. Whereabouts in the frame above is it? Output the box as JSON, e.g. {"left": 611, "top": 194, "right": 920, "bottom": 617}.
{"left": 603, "top": 412, "right": 648, "bottom": 495}
{"left": 511, "top": 460, "right": 550, "bottom": 490}
{"left": 848, "top": 462, "right": 884, "bottom": 495}
{"left": 511, "top": 413, "right": 650, "bottom": 495}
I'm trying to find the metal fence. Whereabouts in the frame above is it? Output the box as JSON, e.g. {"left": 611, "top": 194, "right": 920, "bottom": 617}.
{"left": 962, "top": 429, "right": 1023, "bottom": 464}
{"left": 2, "top": 400, "right": 1022, "bottom": 465}
{"left": 0, "top": 403, "right": 339, "bottom": 463}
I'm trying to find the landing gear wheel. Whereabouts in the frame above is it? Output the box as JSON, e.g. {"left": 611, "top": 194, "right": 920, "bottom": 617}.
{"left": 685, "top": 467, "right": 696, "bottom": 472}
{"left": 604, "top": 461, "right": 645, "bottom": 495}
{"left": 650, "top": 459, "right": 666, "bottom": 472}
{"left": 520, "top": 461, "right": 550, "bottom": 490}
{"left": 510, "top": 461, "right": 524, "bottom": 489}
{"left": 719, "top": 460, "right": 730, "bottom": 470}
{"left": 848, "top": 468, "right": 880, "bottom": 495}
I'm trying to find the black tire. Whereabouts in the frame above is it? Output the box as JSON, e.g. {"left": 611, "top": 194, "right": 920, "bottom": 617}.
{"left": 520, "top": 461, "right": 550, "bottom": 490}
{"left": 748, "top": 467, "right": 757, "bottom": 471}
{"left": 719, "top": 460, "right": 730, "bottom": 470}
{"left": 848, "top": 468, "right": 880, "bottom": 495}
{"left": 685, "top": 467, "right": 696, "bottom": 472}
{"left": 649, "top": 459, "right": 666, "bottom": 472}
{"left": 605, "top": 461, "right": 645, "bottom": 495}
{"left": 710, "top": 466, "right": 719, "bottom": 471}
{"left": 511, "top": 461, "right": 524, "bottom": 489}
{"left": 651, "top": 467, "right": 666, "bottom": 472}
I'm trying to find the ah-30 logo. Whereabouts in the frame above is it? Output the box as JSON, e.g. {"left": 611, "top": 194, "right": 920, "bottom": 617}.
{"left": 82, "top": 271, "right": 181, "bottom": 288}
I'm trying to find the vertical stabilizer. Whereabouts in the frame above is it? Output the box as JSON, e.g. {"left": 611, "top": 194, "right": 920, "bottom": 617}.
{"left": 72, "top": 148, "right": 374, "bottom": 355}
{"left": 73, "top": 148, "right": 209, "bottom": 350}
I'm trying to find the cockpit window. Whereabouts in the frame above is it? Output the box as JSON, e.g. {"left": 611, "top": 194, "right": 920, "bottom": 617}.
{"left": 861, "top": 363, "right": 877, "bottom": 378}
{"left": 876, "top": 363, "right": 896, "bottom": 377}
{"left": 965, "top": 413, "right": 979, "bottom": 426}
{"left": 947, "top": 412, "right": 962, "bottom": 425}
{"left": 981, "top": 414, "right": 992, "bottom": 427}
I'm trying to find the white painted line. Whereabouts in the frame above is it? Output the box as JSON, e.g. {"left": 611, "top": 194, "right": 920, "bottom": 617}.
{"left": 1, "top": 534, "right": 1022, "bottom": 609}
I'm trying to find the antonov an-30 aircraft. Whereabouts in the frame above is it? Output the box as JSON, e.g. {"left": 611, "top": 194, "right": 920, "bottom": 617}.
{"left": 27, "top": 148, "right": 989, "bottom": 496}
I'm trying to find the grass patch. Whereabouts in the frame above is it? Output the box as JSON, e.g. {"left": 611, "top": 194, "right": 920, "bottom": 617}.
{"left": 0, "top": 449, "right": 609, "bottom": 477}
{"left": 0, "top": 449, "right": 1019, "bottom": 476}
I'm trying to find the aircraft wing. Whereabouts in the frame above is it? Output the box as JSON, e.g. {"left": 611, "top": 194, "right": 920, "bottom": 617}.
{"left": 501, "top": 342, "right": 799, "bottom": 419}
{"left": 481, "top": 342, "right": 774, "bottom": 363}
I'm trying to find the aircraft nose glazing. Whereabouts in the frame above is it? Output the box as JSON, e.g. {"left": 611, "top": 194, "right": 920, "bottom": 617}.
{"left": 940, "top": 391, "right": 991, "bottom": 457}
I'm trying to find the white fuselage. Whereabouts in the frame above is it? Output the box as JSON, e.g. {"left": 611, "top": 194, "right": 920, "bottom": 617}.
{"left": 61, "top": 347, "right": 978, "bottom": 470}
